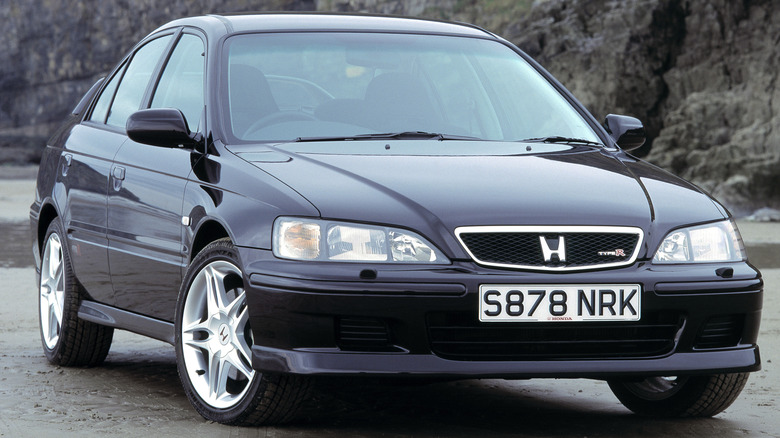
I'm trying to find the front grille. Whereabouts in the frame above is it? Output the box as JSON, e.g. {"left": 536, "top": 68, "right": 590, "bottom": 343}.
{"left": 456, "top": 226, "right": 642, "bottom": 271}
{"left": 694, "top": 315, "right": 744, "bottom": 349}
{"left": 427, "top": 311, "right": 682, "bottom": 360}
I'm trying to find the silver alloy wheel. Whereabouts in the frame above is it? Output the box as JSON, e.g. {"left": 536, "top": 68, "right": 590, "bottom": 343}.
{"left": 40, "top": 232, "right": 65, "bottom": 349}
{"left": 180, "top": 260, "right": 255, "bottom": 409}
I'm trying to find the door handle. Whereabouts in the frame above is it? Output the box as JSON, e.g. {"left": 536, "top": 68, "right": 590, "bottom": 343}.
{"left": 112, "top": 166, "right": 125, "bottom": 180}
{"left": 112, "top": 166, "right": 125, "bottom": 191}
{"left": 61, "top": 153, "right": 72, "bottom": 176}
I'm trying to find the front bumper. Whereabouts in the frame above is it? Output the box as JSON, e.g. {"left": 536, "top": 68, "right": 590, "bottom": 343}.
{"left": 239, "top": 247, "right": 763, "bottom": 378}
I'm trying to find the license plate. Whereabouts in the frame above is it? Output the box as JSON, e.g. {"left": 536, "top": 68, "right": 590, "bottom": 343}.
{"left": 479, "top": 284, "right": 641, "bottom": 322}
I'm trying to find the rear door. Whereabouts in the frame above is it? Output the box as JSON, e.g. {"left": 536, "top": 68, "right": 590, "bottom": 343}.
{"left": 107, "top": 31, "right": 206, "bottom": 321}
{"left": 56, "top": 73, "right": 124, "bottom": 303}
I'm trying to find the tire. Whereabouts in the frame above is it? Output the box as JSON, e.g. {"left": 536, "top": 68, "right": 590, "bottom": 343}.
{"left": 608, "top": 373, "right": 749, "bottom": 417}
{"left": 175, "top": 238, "right": 310, "bottom": 425}
{"left": 38, "top": 219, "right": 113, "bottom": 366}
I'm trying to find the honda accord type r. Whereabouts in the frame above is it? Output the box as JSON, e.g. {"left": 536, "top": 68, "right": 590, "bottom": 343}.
{"left": 31, "top": 13, "right": 762, "bottom": 425}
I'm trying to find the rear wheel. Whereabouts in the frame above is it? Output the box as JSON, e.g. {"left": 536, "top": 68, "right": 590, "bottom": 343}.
{"left": 607, "top": 373, "right": 749, "bottom": 417}
{"left": 39, "top": 219, "right": 113, "bottom": 366}
{"left": 175, "top": 238, "right": 310, "bottom": 425}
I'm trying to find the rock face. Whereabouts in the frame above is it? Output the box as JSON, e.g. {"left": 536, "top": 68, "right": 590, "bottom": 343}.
{"left": 1, "top": 0, "right": 777, "bottom": 214}
{"left": 0, "top": 0, "right": 314, "bottom": 164}
{"left": 649, "top": 2, "right": 780, "bottom": 215}
{"left": 505, "top": 0, "right": 779, "bottom": 215}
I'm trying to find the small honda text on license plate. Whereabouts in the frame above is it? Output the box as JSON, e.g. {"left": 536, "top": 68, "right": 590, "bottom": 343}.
{"left": 479, "top": 284, "right": 641, "bottom": 322}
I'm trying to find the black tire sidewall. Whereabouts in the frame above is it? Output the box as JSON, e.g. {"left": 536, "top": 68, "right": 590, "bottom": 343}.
{"left": 608, "top": 374, "right": 742, "bottom": 417}
{"left": 174, "top": 239, "right": 264, "bottom": 424}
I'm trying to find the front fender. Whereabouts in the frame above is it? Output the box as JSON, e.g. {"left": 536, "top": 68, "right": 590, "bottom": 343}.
{"left": 181, "top": 150, "right": 318, "bottom": 257}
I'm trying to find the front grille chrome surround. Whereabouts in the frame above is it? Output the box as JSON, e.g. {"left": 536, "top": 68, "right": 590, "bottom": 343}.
{"left": 455, "top": 226, "right": 644, "bottom": 271}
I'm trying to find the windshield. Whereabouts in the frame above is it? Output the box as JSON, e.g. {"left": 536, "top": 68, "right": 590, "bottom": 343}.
{"left": 222, "top": 32, "right": 600, "bottom": 144}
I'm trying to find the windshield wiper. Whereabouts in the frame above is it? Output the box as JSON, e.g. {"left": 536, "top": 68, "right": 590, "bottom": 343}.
{"left": 295, "top": 131, "right": 482, "bottom": 142}
{"left": 521, "top": 136, "right": 602, "bottom": 146}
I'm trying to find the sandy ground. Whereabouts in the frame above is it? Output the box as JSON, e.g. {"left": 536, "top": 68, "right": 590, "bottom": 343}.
{"left": 1, "top": 173, "right": 778, "bottom": 437}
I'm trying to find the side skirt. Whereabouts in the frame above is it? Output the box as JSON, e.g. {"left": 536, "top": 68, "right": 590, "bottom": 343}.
{"left": 78, "top": 300, "right": 175, "bottom": 345}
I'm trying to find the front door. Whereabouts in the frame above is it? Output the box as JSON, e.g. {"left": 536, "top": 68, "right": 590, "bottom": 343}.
{"left": 107, "top": 32, "right": 206, "bottom": 321}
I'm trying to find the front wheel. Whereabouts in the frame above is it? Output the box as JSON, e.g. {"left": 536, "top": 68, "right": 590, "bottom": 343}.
{"left": 607, "top": 373, "right": 749, "bottom": 417}
{"left": 175, "top": 238, "right": 310, "bottom": 425}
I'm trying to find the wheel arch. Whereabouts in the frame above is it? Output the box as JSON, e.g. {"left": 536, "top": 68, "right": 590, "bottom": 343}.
{"left": 189, "top": 218, "right": 231, "bottom": 263}
{"left": 37, "top": 202, "right": 59, "bottom": 255}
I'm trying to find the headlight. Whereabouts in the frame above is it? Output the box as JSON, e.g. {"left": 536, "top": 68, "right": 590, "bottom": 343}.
{"left": 653, "top": 220, "right": 745, "bottom": 263}
{"left": 273, "top": 217, "right": 448, "bottom": 263}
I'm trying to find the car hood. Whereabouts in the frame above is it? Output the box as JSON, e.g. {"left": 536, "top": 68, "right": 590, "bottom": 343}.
{"left": 233, "top": 141, "right": 726, "bottom": 258}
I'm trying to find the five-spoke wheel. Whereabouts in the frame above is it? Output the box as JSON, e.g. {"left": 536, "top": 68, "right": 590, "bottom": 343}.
{"left": 40, "top": 231, "right": 65, "bottom": 350}
{"left": 180, "top": 259, "right": 255, "bottom": 409}
{"left": 175, "top": 238, "right": 310, "bottom": 425}
{"left": 38, "top": 220, "right": 113, "bottom": 366}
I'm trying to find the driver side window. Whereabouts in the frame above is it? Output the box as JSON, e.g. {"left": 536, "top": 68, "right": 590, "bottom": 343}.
{"left": 104, "top": 35, "right": 172, "bottom": 128}
{"left": 151, "top": 34, "right": 205, "bottom": 132}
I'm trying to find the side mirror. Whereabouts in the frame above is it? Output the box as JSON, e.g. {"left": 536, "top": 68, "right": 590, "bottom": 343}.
{"left": 604, "top": 114, "right": 645, "bottom": 151}
{"left": 126, "top": 108, "right": 199, "bottom": 148}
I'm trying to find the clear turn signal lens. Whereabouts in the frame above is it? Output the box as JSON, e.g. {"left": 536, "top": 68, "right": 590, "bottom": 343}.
{"left": 274, "top": 220, "right": 321, "bottom": 260}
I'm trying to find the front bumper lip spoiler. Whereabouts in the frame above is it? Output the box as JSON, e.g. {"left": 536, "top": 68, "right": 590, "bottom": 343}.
{"left": 251, "top": 344, "right": 761, "bottom": 378}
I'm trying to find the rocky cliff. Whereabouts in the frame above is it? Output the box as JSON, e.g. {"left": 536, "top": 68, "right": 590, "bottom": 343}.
{"left": 1, "top": 0, "right": 777, "bottom": 213}
{"left": 507, "top": 0, "right": 779, "bottom": 214}
{"left": 0, "top": 0, "right": 315, "bottom": 163}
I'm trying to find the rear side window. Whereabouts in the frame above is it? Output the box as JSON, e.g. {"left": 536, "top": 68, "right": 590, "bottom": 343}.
{"left": 105, "top": 35, "right": 172, "bottom": 128}
{"left": 89, "top": 63, "right": 126, "bottom": 123}
{"left": 151, "top": 34, "right": 205, "bottom": 131}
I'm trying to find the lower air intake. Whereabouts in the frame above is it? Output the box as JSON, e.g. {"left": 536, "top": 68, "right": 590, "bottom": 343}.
{"left": 336, "top": 317, "right": 393, "bottom": 352}
{"left": 694, "top": 315, "right": 744, "bottom": 349}
{"left": 427, "top": 311, "right": 683, "bottom": 360}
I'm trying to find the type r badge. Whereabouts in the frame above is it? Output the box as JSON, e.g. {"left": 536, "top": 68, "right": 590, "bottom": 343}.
{"left": 598, "top": 249, "right": 627, "bottom": 257}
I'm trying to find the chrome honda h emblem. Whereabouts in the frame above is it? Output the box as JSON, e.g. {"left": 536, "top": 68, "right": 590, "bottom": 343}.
{"left": 540, "top": 235, "right": 566, "bottom": 263}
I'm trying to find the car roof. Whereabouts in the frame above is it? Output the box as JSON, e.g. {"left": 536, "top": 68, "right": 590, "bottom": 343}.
{"left": 153, "top": 12, "right": 497, "bottom": 39}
